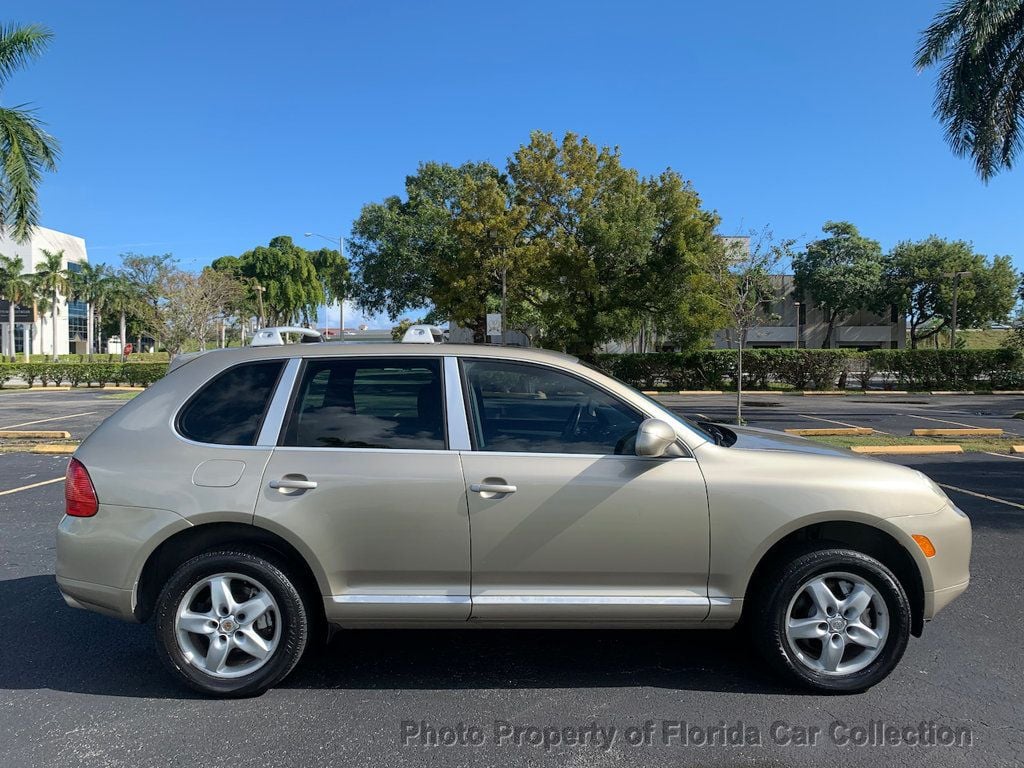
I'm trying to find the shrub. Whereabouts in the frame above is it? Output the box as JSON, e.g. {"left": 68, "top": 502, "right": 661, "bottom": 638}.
{"left": 0, "top": 361, "right": 168, "bottom": 388}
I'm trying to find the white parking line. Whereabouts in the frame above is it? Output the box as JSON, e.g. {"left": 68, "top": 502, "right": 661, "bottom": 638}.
{"left": 797, "top": 413, "right": 889, "bottom": 435}
{"left": 0, "top": 477, "right": 63, "bottom": 496}
{"left": 983, "top": 451, "right": 1024, "bottom": 461}
{"left": 903, "top": 413, "right": 984, "bottom": 429}
{"left": 0, "top": 411, "right": 96, "bottom": 430}
{"left": 939, "top": 483, "right": 1024, "bottom": 512}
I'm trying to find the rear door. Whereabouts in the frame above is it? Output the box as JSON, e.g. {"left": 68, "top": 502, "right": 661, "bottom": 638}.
{"left": 253, "top": 354, "right": 471, "bottom": 622}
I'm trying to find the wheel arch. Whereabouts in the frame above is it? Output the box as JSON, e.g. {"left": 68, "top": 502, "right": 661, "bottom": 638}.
{"left": 741, "top": 519, "right": 926, "bottom": 637}
{"left": 135, "top": 522, "right": 326, "bottom": 626}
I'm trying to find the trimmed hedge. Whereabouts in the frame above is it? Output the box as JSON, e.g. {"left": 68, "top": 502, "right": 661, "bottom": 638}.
{"left": 23, "top": 352, "right": 170, "bottom": 363}
{"left": 0, "top": 362, "right": 168, "bottom": 388}
{"left": 597, "top": 348, "right": 1024, "bottom": 391}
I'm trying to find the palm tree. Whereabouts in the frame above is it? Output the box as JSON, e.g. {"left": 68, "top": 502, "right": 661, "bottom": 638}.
{"left": 0, "top": 254, "right": 29, "bottom": 361}
{"left": 104, "top": 275, "right": 139, "bottom": 361}
{"left": 34, "top": 248, "right": 67, "bottom": 361}
{"left": 916, "top": 1, "right": 1024, "bottom": 181}
{"left": 69, "top": 261, "right": 108, "bottom": 360}
{"left": 0, "top": 23, "right": 60, "bottom": 241}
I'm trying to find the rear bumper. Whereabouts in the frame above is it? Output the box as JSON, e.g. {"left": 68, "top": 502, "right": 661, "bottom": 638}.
{"left": 57, "top": 575, "right": 137, "bottom": 621}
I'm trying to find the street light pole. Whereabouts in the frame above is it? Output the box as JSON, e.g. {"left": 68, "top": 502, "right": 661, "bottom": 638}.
{"left": 946, "top": 271, "right": 971, "bottom": 348}
{"left": 305, "top": 232, "right": 345, "bottom": 337}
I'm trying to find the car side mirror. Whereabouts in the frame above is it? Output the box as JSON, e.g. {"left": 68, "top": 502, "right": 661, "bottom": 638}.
{"left": 634, "top": 418, "right": 678, "bottom": 458}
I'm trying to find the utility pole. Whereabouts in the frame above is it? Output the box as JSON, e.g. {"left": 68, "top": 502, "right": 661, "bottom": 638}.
{"left": 500, "top": 265, "right": 508, "bottom": 346}
{"left": 254, "top": 284, "right": 266, "bottom": 328}
{"left": 947, "top": 271, "right": 971, "bottom": 348}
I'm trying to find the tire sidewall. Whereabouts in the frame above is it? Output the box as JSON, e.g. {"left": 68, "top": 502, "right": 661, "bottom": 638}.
{"left": 154, "top": 550, "right": 308, "bottom": 697}
{"left": 763, "top": 548, "right": 911, "bottom": 693}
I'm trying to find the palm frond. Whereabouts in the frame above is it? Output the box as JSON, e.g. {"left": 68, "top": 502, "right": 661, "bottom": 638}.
{"left": 0, "top": 106, "right": 60, "bottom": 241}
{"left": 0, "top": 23, "right": 52, "bottom": 90}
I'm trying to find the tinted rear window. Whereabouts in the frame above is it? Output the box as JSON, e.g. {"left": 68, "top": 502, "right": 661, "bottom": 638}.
{"left": 178, "top": 361, "right": 284, "bottom": 445}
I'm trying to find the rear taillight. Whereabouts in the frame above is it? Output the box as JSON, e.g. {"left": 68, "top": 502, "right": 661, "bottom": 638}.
{"left": 65, "top": 458, "right": 98, "bottom": 517}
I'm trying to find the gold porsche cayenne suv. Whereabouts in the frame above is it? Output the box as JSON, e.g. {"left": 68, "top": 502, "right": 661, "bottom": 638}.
{"left": 56, "top": 344, "right": 971, "bottom": 696}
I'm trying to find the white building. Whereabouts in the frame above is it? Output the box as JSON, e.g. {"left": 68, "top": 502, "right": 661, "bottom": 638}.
{"left": 0, "top": 226, "right": 90, "bottom": 357}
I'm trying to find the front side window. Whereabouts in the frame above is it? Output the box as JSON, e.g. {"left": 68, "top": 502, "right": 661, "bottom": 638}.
{"left": 282, "top": 357, "right": 445, "bottom": 450}
{"left": 462, "top": 359, "right": 643, "bottom": 455}
{"left": 178, "top": 360, "right": 285, "bottom": 446}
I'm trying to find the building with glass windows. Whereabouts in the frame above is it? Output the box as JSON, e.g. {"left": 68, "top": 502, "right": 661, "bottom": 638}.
{"left": 0, "top": 226, "right": 90, "bottom": 357}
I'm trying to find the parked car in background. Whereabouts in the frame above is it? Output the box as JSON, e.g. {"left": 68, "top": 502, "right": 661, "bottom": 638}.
{"left": 57, "top": 344, "right": 970, "bottom": 696}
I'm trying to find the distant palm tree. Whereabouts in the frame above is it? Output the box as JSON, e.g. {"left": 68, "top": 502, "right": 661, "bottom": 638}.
{"left": 0, "top": 254, "right": 29, "bottom": 361}
{"left": 104, "top": 275, "right": 139, "bottom": 361}
{"left": 916, "top": 1, "right": 1024, "bottom": 181}
{"left": 69, "top": 261, "right": 108, "bottom": 359}
{"left": 0, "top": 23, "right": 60, "bottom": 241}
{"left": 34, "top": 248, "right": 67, "bottom": 361}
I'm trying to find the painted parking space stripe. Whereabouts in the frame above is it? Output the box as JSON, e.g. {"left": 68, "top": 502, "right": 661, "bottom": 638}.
{"left": 983, "top": 451, "right": 1024, "bottom": 461}
{"left": 0, "top": 411, "right": 96, "bottom": 430}
{"left": 797, "top": 413, "right": 888, "bottom": 435}
{"left": 939, "top": 483, "right": 1024, "bottom": 511}
{"left": 903, "top": 413, "right": 984, "bottom": 429}
{"left": 0, "top": 477, "right": 64, "bottom": 496}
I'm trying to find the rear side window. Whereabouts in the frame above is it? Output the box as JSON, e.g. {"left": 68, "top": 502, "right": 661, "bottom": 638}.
{"left": 282, "top": 357, "right": 445, "bottom": 450}
{"left": 178, "top": 361, "right": 285, "bottom": 445}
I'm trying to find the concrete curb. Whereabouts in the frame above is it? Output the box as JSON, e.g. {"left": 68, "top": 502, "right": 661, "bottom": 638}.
{"left": 786, "top": 428, "right": 873, "bottom": 436}
{"left": 851, "top": 444, "right": 963, "bottom": 455}
{"left": 0, "top": 386, "right": 72, "bottom": 393}
{"left": 0, "top": 430, "right": 71, "bottom": 439}
{"left": 859, "top": 390, "right": 910, "bottom": 395}
{"left": 798, "top": 391, "right": 848, "bottom": 396}
{"left": 911, "top": 428, "right": 1003, "bottom": 437}
{"left": 1012, "top": 445, "right": 1024, "bottom": 454}
{"left": 101, "top": 386, "right": 145, "bottom": 391}
{"left": 30, "top": 444, "right": 78, "bottom": 454}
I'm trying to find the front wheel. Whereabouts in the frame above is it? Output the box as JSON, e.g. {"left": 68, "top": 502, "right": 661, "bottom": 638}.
{"left": 154, "top": 549, "right": 309, "bottom": 697}
{"left": 752, "top": 547, "right": 911, "bottom": 693}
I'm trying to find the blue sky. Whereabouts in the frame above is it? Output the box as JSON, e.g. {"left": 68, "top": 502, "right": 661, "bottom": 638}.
{"left": 5, "top": 1, "right": 1023, "bottom": 326}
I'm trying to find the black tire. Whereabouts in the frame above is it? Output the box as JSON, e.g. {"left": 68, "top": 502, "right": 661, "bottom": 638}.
{"left": 154, "top": 549, "right": 308, "bottom": 697}
{"left": 751, "top": 546, "right": 911, "bottom": 694}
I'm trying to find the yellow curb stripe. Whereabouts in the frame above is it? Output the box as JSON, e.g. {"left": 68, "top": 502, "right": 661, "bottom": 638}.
{"left": 850, "top": 445, "right": 963, "bottom": 455}
{"left": 1013, "top": 445, "right": 1024, "bottom": 454}
{"left": 0, "top": 430, "right": 71, "bottom": 439}
{"left": 0, "top": 477, "right": 64, "bottom": 496}
{"left": 31, "top": 444, "right": 78, "bottom": 454}
{"left": 911, "top": 428, "right": 1003, "bottom": 437}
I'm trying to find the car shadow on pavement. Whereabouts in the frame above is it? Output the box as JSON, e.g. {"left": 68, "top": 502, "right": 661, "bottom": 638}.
{"left": 0, "top": 575, "right": 803, "bottom": 699}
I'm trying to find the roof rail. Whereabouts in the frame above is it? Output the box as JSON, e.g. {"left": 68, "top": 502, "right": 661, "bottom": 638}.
{"left": 251, "top": 326, "right": 324, "bottom": 347}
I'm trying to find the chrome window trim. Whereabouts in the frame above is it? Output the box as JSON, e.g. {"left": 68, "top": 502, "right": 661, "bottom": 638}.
{"left": 456, "top": 450, "right": 696, "bottom": 462}
{"left": 256, "top": 357, "right": 301, "bottom": 447}
{"left": 443, "top": 355, "right": 472, "bottom": 450}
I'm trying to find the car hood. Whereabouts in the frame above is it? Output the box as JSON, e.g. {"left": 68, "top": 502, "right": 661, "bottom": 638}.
{"left": 717, "top": 424, "right": 863, "bottom": 458}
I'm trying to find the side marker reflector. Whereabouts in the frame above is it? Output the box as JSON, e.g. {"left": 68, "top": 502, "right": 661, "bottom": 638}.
{"left": 912, "top": 534, "right": 936, "bottom": 558}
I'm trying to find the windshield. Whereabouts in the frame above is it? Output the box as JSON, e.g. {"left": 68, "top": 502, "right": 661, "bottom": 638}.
{"left": 579, "top": 361, "right": 717, "bottom": 444}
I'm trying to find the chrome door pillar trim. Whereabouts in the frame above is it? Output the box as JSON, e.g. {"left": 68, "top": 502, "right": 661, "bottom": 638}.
{"left": 256, "top": 357, "right": 301, "bottom": 447}
{"left": 443, "top": 355, "right": 472, "bottom": 451}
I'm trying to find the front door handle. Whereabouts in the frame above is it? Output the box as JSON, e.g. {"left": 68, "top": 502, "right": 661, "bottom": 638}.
{"left": 470, "top": 482, "right": 517, "bottom": 495}
{"left": 269, "top": 477, "right": 318, "bottom": 491}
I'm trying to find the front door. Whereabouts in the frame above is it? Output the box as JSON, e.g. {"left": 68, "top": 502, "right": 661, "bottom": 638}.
{"left": 253, "top": 355, "right": 471, "bottom": 622}
{"left": 458, "top": 358, "right": 710, "bottom": 622}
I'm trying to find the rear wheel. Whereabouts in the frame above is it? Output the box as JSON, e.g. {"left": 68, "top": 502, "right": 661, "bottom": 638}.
{"left": 752, "top": 547, "right": 911, "bottom": 693}
{"left": 154, "top": 549, "right": 308, "bottom": 697}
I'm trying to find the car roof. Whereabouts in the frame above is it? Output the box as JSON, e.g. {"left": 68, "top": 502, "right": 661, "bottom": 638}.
{"left": 173, "top": 343, "right": 579, "bottom": 368}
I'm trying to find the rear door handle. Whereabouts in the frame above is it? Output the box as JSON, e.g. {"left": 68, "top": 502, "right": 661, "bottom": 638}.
{"left": 470, "top": 482, "right": 517, "bottom": 495}
{"left": 269, "top": 478, "right": 318, "bottom": 491}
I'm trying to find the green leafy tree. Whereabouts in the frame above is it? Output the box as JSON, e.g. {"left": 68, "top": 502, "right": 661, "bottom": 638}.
{"left": 880, "top": 236, "right": 1018, "bottom": 347}
{"left": 508, "top": 131, "right": 658, "bottom": 357}
{"left": 212, "top": 236, "right": 330, "bottom": 326}
{"left": 916, "top": 0, "right": 1024, "bottom": 180}
{"left": 349, "top": 161, "right": 499, "bottom": 321}
{"left": 0, "top": 23, "right": 60, "bottom": 241}
{"left": 0, "top": 253, "right": 29, "bottom": 360}
{"left": 33, "top": 248, "right": 67, "bottom": 361}
{"left": 793, "top": 221, "right": 884, "bottom": 348}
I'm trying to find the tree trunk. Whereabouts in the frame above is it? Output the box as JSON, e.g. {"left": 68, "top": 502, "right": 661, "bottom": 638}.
{"left": 51, "top": 290, "right": 59, "bottom": 362}
{"left": 86, "top": 301, "right": 93, "bottom": 361}
{"left": 7, "top": 303, "right": 14, "bottom": 363}
{"left": 823, "top": 311, "right": 836, "bottom": 349}
{"left": 735, "top": 331, "right": 745, "bottom": 425}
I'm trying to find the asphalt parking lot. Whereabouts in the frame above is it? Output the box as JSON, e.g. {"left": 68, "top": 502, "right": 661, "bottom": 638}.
{"left": 1, "top": 391, "right": 1022, "bottom": 767}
